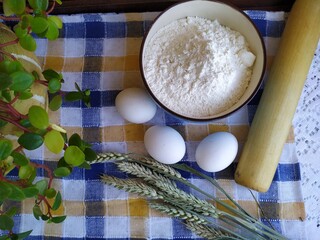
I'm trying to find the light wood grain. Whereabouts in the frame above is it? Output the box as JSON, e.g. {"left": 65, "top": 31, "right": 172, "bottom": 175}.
{"left": 234, "top": 0, "right": 320, "bottom": 192}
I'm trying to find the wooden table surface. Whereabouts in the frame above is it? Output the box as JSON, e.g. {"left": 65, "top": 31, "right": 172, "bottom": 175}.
{"left": 52, "top": 0, "right": 295, "bottom": 14}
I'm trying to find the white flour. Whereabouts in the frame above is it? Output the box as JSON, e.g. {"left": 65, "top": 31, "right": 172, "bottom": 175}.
{"left": 143, "top": 16, "right": 256, "bottom": 117}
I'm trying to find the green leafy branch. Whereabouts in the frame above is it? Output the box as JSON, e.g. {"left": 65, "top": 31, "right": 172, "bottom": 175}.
{"left": 0, "top": 0, "right": 95, "bottom": 239}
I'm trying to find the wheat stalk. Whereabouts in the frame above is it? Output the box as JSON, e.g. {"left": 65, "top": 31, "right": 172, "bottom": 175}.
{"left": 93, "top": 152, "right": 129, "bottom": 163}
{"left": 115, "top": 160, "right": 176, "bottom": 187}
{"left": 148, "top": 201, "right": 206, "bottom": 224}
{"left": 185, "top": 220, "right": 233, "bottom": 239}
{"left": 101, "top": 175, "right": 161, "bottom": 199}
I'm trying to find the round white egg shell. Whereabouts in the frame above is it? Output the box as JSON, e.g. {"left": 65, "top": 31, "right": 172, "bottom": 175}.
{"left": 144, "top": 125, "right": 186, "bottom": 164}
{"left": 115, "top": 88, "right": 157, "bottom": 124}
{"left": 195, "top": 132, "right": 238, "bottom": 172}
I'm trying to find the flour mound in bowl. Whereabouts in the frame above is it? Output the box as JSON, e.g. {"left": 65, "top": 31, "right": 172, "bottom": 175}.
{"left": 143, "top": 16, "right": 256, "bottom": 118}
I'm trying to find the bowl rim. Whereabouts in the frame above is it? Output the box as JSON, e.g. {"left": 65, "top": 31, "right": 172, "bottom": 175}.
{"left": 139, "top": 0, "right": 266, "bottom": 122}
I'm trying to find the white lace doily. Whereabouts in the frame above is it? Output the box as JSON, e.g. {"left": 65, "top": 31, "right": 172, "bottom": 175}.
{"left": 293, "top": 41, "right": 320, "bottom": 239}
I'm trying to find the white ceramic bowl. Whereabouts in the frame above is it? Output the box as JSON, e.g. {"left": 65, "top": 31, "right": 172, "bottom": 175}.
{"left": 140, "top": 0, "right": 266, "bottom": 121}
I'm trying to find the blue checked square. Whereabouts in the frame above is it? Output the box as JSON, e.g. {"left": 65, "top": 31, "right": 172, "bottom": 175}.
{"left": 259, "top": 182, "right": 279, "bottom": 201}
{"left": 86, "top": 217, "right": 105, "bottom": 237}
{"left": 104, "top": 162, "right": 127, "bottom": 179}
{"left": 164, "top": 112, "right": 184, "bottom": 125}
{"left": 82, "top": 108, "right": 101, "bottom": 127}
{"left": 84, "top": 14, "right": 103, "bottom": 22}
{"left": 267, "top": 21, "right": 285, "bottom": 38}
{"left": 172, "top": 218, "right": 193, "bottom": 238}
{"left": 275, "top": 163, "right": 301, "bottom": 181}
{"left": 85, "top": 163, "right": 104, "bottom": 180}
{"left": 82, "top": 72, "right": 101, "bottom": 90}
{"left": 106, "top": 22, "right": 126, "bottom": 38}
{"left": 64, "top": 23, "right": 85, "bottom": 38}
{"left": 85, "top": 91, "right": 101, "bottom": 108}
{"left": 86, "top": 22, "right": 105, "bottom": 38}
{"left": 101, "top": 90, "right": 120, "bottom": 107}
{"left": 85, "top": 180, "right": 104, "bottom": 200}
{"left": 85, "top": 38, "right": 104, "bottom": 56}
{"left": 65, "top": 167, "right": 84, "bottom": 180}
{"left": 251, "top": 19, "right": 267, "bottom": 37}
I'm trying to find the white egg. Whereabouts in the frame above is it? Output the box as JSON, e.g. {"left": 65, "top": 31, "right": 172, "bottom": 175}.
{"left": 144, "top": 125, "right": 186, "bottom": 164}
{"left": 115, "top": 88, "right": 157, "bottom": 124}
{"left": 195, "top": 132, "right": 238, "bottom": 172}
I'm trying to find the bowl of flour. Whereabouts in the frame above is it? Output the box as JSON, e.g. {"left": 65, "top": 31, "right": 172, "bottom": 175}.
{"left": 140, "top": 0, "right": 266, "bottom": 121}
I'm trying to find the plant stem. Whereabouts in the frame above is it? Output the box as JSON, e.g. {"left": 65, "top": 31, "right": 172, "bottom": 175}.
{"left": 0, "top": 49, "right": 17, "bottom": 60}
{"left": 0, "top": 115, "right": 31, "bottom": 133}
{"left": 0, "top": 38, "right": 19, "bottom": 48}
{"left": 30, "top": 162, "right": 54, "bottom": 188}
{"left": 0, "top": 16, "right": 20, "bottom": 21}
{"left": 47, "top": 1, "right": 56, "bottom": 14}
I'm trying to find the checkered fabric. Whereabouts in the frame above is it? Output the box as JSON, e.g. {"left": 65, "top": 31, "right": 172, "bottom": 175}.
{"left": 1, "top": 11, "right": 310, "bottom": 239}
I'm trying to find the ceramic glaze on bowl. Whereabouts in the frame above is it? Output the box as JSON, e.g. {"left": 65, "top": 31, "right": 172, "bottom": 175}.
{"left": 140, "top": 0, "right": 266, "bottom": 121}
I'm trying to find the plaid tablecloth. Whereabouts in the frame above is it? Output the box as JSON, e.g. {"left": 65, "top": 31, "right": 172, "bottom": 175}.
{"left": 3, "top": 11, "right": 311, "bottom": 239}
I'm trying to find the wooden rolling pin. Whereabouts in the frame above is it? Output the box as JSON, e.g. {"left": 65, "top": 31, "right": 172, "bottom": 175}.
{"left": 235, "top": 0, "right": 320, "bottom": 192}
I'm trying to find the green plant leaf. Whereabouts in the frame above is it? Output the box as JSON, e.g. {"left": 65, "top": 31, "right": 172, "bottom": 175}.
{"left": 0, "top": 182, "right": 12, "bottom": 201}
{"left": 18, "top": 90, "right": 33, "bottom": 100}
{"left": 18, "top": 165, "right": 34, "bottom": 179}
{"left": 68, "top": 133, "right": 82, "bottom": 147}
{"left": 45, "top": 188, "right": 56, "bottom": 199}
{"left": 14, "top": 25, "right": 28, "bottom": 38}
{"left": 78, "top": 161, "right": 91, "bottom": 170}
{"left": 55, "top": 0, "right": 62, "bottom": 5}
{"left": 32, "top": 205, "right": 43, "bottom": 220}
{"left": 49, "top": 95, "right": 62, "bottom": 111}
{"left": 5, "top": 207, "right": 17, "bottom": 217}
{"left": 6, "top": 183, "right": 26, "bottom": 201}
{"left": 18, "top": 133, "right": 44, "bottom": 150}
{"left": 11, "top": 152, "right": 29, "bottom": 166}
{"left": 0, "top": 73, "right": 12, "bottom": 90}
{"left": 16, "top": 230, "right": 33, "bottom": 239}
{"left": 45, "top": 20, "right": 59, "bottom": 40}
{"left": 65, "top": 91, "right": 82, "bottom": 102}
{"left": 48, "top": 16, "right": 63, "bottom": 29}
{"left": 19, "top": 34, "right": 37, "bottom": 52}
{"left": 54, "top": 167, "right": 71, "bottom": 177}
{"left": 0, "top": 139, "right": 13, "bottom": 160}
{"left": 3, "top": 0, "right": 25, "bottom": 16}
{"left": 48, "top": 78, "right": 61, "bottom": 93}
{"left": 51, "top": 191, "right": 62, "bottom": 210}
{"left": 84, "top": 148, "right": 97, "bottom": 162}
{"left": 28, "top": 105, "right": 49, "bottom": 129}
{"left": 1, "top": 89, "right": 12, "bottom": 102}
{"left": 9, "top": 71, "right": 34, "bottom": 92}
{"left": 42, "top": 69, "right": 61, "bottom": 81}
{"left": 0, "top": 119, "right": 8, "bottom": 127}
{"left": 30, "top": 16, "right": 49, "bottom": 34}
{"left": 28, "top": 0, "right": 49, "bottom": 11}
{"left": 0, "top": 214, "right": 14, "bottom": 230}
{"left": 22, "top": 186, "right": 39, "bottom": 198}
{"left": 19, "top": 119, "right": 31, "bottom": 128}
{"left": 49, "top": 215, "right": 66, "bottom": 223}
{"left": 34, "top": 179, "right": 48, "bottom": 195}
{"left": 41, "top": 215, "right": 49, "bottom": 221}
{"left": 64, "top": 146, "right": 85, "bottom": 167}
{"left": 44, "top": 130, "right": 64, "bottom": 154}
{"left": 21, "top": 15, "right": 32, "bottom": 29}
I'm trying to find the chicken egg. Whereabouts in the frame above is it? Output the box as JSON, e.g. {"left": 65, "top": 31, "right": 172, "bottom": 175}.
{"left": 115, "top": 88, "right": 157, "bottom": 124}
{"left": 195, "top": 132, "right": 238, "bottom": 172}
{"left": 144, "top": 125, "right": 186, "bottom": 164}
